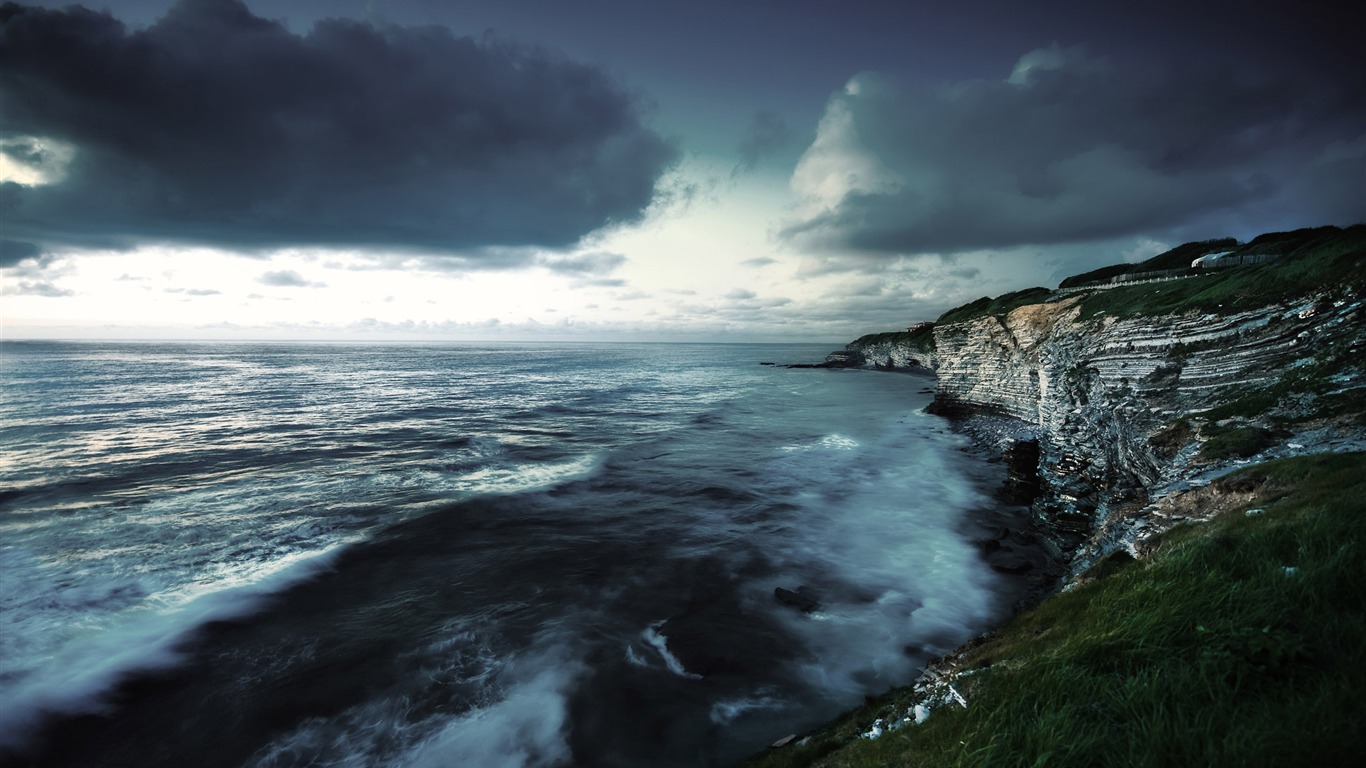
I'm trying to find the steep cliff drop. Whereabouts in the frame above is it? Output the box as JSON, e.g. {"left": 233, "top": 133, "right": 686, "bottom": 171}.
{"left": 838, "top": 225, "right": 1366, "bottom": 575}
{"left": 743, "top": 224, "right": 1366, "bottom": 767}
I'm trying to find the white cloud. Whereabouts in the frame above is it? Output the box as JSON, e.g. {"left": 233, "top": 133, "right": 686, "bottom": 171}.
{"left": 258, "top": 270, "right": 326, "bottom": 288}
{"left": 0, "top": 135, "right": 76, "bottom": 186}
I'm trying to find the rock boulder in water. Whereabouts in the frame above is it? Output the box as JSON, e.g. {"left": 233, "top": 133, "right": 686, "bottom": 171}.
{"left": 774, "top": 586, "right": 820, "bottom": 613}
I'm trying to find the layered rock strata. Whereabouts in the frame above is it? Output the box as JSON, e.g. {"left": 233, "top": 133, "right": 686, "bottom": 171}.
{"left": 839, "top": 289, "right": 1366, "bottom": 569}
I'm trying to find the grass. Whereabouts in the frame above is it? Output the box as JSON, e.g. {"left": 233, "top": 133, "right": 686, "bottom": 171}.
{"left": 1058, "top": 238, "right": 1238, "bottom": 289}
{"left": 1196, "top": 426, "right": 1276, "bottom": 461}
{"left": 934, "top": 225, "right": 1363, "bottom": 329}
{"left": 1135, "top": 237, "right": 1240, "bottom": 271}
{"left": 1194, "top": 338, "right": 1366, "bottom": 426}
{"left": 1073, "top": 226, "right": 1364, "bottom": 320}
{"left": 1057, "top": 263, "right": 1134, "bottom": 289}
{"left": 850, "top": 324, "right": 937, "bottom": 354}
{"left": 937, "top": 287, "right": 1055, "bottom": 326}
{"left": 740, "top": 452, "right": 1366, "bottom": 767}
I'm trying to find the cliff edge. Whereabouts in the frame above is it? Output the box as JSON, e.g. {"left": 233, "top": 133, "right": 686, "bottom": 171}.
{"left": 840, "top": 224, "right": 1366, "bottom": 572}
{"left": 742, "top": 223, "right": 1366, "bottom": 767}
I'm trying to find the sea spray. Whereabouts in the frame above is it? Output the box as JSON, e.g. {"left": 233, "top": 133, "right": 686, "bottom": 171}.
{"left": 1, "top": 342, "right": 1025, "bottom": 766}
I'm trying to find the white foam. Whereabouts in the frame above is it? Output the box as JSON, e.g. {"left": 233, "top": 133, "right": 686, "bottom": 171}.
{"left": 0, "top": 543, "right": 347, "bottom": 750}
{"left": 641, "top": 622, "right": 702, "bottom": 680}
{"left": 779, "top": 433, "right": 859, "bottom": 453}
{"left": 709, "top": 691, "right": 782, "bottom": 725}
{"left": 0, "top": 447, "right": 602, "bottom": 751}
{"left": 624, "top": 644, "right": 648, "bottom": 668}
{"left": 246, "top": 630, "right": 583, "bottom": 768}
{"left": 457, "top": 454, "right": 601, "bottom": 496}
{"left": 755, "top": 417, "right": 1004, "bottom": 701}
{"left": 401, "top": 658, "right": 581, "bottom": 768}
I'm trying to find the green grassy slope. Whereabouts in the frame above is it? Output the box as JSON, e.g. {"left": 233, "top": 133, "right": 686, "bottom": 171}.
{"left": 849, "top": 323, "right": 937, "bottom": 353}
{"left": 741, "top": 452, "right": 1366, "bottom": 767}
{"left": 935, "top": 287, "right": 1054, "bottom": 326}
{"left": 1074, "top": 225, "right": 1364, "bottom": 319}
{"left": 926, "top": 225, "right": 1363, "bottom": 326}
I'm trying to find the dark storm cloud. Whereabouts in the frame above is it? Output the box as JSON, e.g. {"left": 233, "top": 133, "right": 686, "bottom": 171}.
{"left": 0, "top": 239, "right": 40, "bottom": 267}
{"left": 782, "top": 46, "right": 1366, "bottom": 255}
{"left": 732, "top": 110, "right": 792, "bottom": 176}
{"left": 0, "top": 0, "right": 678, "bottom": 258}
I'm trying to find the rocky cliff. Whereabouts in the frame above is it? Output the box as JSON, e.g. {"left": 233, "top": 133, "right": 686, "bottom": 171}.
{"left": 837, "top": 225, "right": 1366, "bottom": 571}
{"left": 747, "top": 226, "right": 1366, "bottom": 767}
{"left": 936, "top": 292, "right": 1363, "bottom": 566}
{"left": 828, "top": 325, "right": 936, "bottom": 370}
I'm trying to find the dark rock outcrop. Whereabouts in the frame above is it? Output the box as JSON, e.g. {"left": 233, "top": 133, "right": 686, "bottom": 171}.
{"left": 773, "top": 586, "right": 820, "bottom": 613}
{"left": 1001, "top": 435, "right": 1042, "bottom": 504}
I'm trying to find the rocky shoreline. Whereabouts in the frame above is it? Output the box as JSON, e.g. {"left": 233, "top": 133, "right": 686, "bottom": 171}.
{"left": 753, "top": 231, "right": 1364, "bottom": 758}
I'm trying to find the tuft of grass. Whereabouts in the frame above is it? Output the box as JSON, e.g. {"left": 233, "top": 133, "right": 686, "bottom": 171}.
{"left": 1196, "top": 426, "right": 1276, "bottom": 461}
{"left": 740, "top": 453, "right": 1366, "bottom": 768}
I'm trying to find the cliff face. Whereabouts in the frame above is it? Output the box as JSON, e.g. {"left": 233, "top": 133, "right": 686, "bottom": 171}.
{"left": 840, "top": 277, "right": 1365, "bottom": 567}
{"left": 932, "top": 292, "right": 1364, "bottom": 564}
{"left": 833, "top": 328, "right": 935, "bottom": 370}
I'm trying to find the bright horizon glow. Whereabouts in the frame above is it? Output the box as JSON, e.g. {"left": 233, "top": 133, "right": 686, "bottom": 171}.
{"left": 3, "top": 1, "right": 1360, "bottom": 343}
{"left": 4, "top": 162, "right": 884, "bottom": 343}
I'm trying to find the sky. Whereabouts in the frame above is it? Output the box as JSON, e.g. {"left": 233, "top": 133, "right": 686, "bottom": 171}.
{"left": 2, "top": 0, "right": 1363, "bottom": 342}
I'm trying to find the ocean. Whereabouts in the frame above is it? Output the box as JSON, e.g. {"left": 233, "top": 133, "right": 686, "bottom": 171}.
{"left": 0, "top": 341, "right": 1029, "bottom": 767}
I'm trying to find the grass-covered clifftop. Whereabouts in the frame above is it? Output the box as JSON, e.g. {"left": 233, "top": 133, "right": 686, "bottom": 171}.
{"left": 933, "top": 287, "right": 1053, "bottom": 326}
{"left": 1073, "top": 225, "right": 1364, "bottom": 319}
{"left": 1057, "top": 237, "right": 1237, "bottom": 288}
{"left": 926, "top": 224, "right": 1364, "bottom": 327}
{"left": 741, "top": 452, "right": 1366, "bottom": 767}
{"left": 848, "top": 323, "right": 937, "bottom": 354}
{"left": 923, "top": 223, "right": 1366, "bottom": 430}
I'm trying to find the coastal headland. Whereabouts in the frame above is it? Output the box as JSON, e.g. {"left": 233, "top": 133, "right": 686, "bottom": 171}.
{"left": 745, "top": 224, "right": 1366, "bottom": 766}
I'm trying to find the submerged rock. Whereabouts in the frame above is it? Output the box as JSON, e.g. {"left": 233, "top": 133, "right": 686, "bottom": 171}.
{"left": 773, "top": 586, "right": 820, "bottom": 613}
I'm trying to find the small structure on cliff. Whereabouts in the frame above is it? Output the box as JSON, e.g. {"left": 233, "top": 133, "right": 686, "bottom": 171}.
{"left": 1192, "top": 250, "right": 1281, "bottom": 269}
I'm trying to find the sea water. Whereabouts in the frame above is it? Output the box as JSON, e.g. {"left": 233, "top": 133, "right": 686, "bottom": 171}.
{"left": 0, "top": 341, "right": 1019, "bottom": 767}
